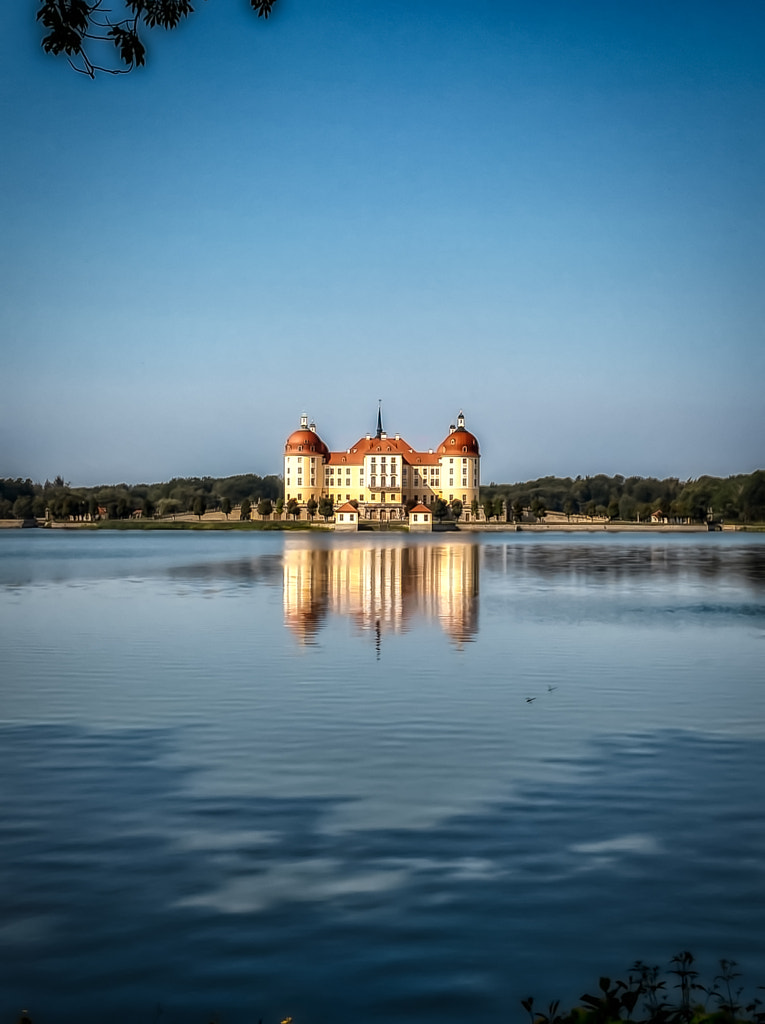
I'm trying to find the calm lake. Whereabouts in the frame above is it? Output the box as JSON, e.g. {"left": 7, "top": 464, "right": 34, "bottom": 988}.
{"left": 1, "top": 530, "right": 764, "bottom": 1024}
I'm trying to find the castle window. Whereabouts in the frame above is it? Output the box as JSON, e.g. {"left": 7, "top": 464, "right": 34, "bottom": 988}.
{"left": 463, "top": 446, "right": 467, "bottom": 452}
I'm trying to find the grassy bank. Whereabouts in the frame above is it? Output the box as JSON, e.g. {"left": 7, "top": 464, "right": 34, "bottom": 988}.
{"left": 75, "top": 519, "right": 318, "bottom": 531}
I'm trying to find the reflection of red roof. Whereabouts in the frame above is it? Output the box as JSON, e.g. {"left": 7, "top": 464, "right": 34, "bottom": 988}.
{"left": 438, "top": 428, "right": 480, "bottom": 455}
{"left": 285, "top": 429, "right": 330, "bottom": 456}
{"left": 409, "top": 503, "right": 431, "bottom": 514}
{"left": 336, "top": 502, "right": 358, "bottom": 513}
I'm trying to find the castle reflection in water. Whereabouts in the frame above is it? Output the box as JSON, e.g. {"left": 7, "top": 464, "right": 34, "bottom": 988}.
{"left": 283, "top": 538, "right": 479, "bottom": 647}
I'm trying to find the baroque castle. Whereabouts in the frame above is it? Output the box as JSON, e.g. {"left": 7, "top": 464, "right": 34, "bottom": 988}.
{"left": 283, "top": 408, "right": 480, "bottom": 515}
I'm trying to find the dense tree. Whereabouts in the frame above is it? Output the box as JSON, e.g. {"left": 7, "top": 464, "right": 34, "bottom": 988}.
{"left": 530, "top": 497, "right": 547, "bottom": 522}
{"left": 37, "top": 0, "right": 279, "bottom": 78}
{"left": 239, "top": 498, "right": 251, "bottom": 521}
{"left": 306, "top": 498, "right": 318, "bottom": 521}
{"left": 158, "top": 497, "right": 179, "bottom": 518}
{"left": 618, "top": 494, "right": 636, "bottom": 521}
{"left": 286, "top": 498, "right": 300, "bottom": 520}
{"left": 257, "top": 498, "right": 273, "bottom": 519}
{"left": 740, "top": 470, "right": 765, "bottom": 521}
{"left": 433, "top": 498, "right": 449, "bottom": 522}
{"left": 192, "top": 495, "right": 206, "bottom": 519}
{"left": 450, "top": 499, "right": 463, "bottom": 520}
{"left": 318, "top": 496, "right": 334, "bottom": 522}
{"left": 13, "top": 495, "right": 34, "bottom": 520}
{"left": 221, "top": 497, "right": 231, "bottom": 519}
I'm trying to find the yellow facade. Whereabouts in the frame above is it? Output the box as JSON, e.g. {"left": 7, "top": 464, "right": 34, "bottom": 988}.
{"left": 284, "top": 410, "right": 480, "bottom": 514}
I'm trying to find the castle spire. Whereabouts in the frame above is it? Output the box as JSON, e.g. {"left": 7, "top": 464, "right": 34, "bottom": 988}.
{"left": 376, "top": 400, "right": 383, "bottom": 439}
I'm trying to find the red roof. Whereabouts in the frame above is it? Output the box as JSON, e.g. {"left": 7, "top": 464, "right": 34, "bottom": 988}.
{"left": 284, "top": 416, "right": 480, "bottom": 464}
{"left": 409, "top": 503, "right": 431, "bottom": 514}
{"left": 437, "top": 428, "right": 480, "bottom": 455}
{"left": 284, "top": 429, "right": 330, "bottom": 457}
{"left": 336, "top": 502, "right": 358, "bottom": 513}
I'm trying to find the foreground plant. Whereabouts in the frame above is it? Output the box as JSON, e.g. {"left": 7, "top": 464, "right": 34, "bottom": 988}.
{"left": 522, "top": 953, "right": 764, "bottom": 1024}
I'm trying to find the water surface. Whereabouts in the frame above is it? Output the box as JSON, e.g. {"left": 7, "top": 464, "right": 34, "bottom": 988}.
{"left": 1, "top": 531, "right": 763, "bottom": 1023}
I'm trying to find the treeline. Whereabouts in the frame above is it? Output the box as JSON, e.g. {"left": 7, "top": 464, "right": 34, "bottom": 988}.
{"left": 0, "top": 473, "right": 281, "bottom": 521}
{"left": 482, "top": 470, "right": 765, "bottom": 524}
{"left": 1, "top": 469, "right": 764, "bottom": 524}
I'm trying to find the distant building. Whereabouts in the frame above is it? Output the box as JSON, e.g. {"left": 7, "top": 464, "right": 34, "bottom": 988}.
{"left": 408, "top": 503, "right": 433, "bottom": 531}
{"left": 334, "top": 502, "right": 359, "bottom": 531}
{"left": 283, "top": 407, "right": 480, "bottom": 517}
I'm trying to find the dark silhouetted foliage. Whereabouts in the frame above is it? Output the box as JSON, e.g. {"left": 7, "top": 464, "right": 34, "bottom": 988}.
{"left": 37, "top": 0, "right": 279, "bottom": 77}
{"left": 523, "top": 953, "right": 764, "bottom": 1024}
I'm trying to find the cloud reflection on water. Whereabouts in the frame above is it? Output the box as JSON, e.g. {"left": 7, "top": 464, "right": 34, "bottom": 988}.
{"left": 2, "top": 723, "right": 764, "bottom": 1024}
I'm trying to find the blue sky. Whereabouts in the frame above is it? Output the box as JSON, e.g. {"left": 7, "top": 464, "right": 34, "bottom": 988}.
{"left": 1, "top": 1, "right": 763, "bottom": 486}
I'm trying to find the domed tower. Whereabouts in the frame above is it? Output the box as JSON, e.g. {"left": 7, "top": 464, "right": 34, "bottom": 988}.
{"left": 284, "top": 414, "right": 330, "bottom": 504}
{"left": 437, "top": 410, "right": 480, "bottom": 506}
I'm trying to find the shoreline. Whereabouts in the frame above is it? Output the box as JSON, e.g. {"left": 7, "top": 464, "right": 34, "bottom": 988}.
{"left": 0, "top": 519, "right": 755, "bottom": 533}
